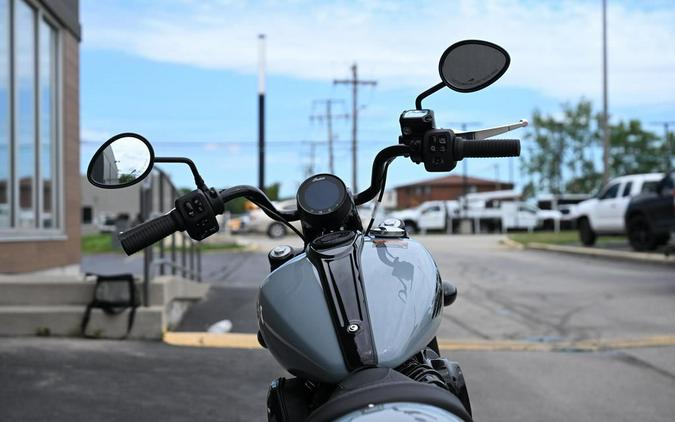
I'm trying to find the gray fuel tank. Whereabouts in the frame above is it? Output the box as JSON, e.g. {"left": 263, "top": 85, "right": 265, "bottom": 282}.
{"left": 257, "top": 235, "right": 443, "bottom": 383}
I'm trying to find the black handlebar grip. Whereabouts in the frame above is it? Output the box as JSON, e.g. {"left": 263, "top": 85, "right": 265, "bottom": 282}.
{"left": 457, "top": 138, "right": 521, "bottom": 158}
{"left": 118, "top": 211, "right": 179, "bottom": 256}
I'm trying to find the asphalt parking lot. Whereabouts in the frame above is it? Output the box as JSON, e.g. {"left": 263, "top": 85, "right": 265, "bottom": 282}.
{"left": 23, "top": 234, "right": 675, "bottom": 421}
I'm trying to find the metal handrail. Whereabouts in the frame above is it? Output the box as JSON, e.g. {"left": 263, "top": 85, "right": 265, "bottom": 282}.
{"left": 139, "top": 168, "right": 203, "bottom": 306}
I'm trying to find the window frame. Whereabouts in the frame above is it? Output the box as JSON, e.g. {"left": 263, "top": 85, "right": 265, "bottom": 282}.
{"left": 0, "top": 0, "right": 64, "bottom": 242}
{"left": 599, "top": 183, "right": 620, "bottom": 200}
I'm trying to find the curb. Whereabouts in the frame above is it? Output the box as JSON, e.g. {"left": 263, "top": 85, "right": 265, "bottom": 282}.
{"left": 499, "top": 237, "right": 524, "bottom": 250}
{"left": 526, "top": 241, "right": 674, "bottom": 264}
{"left": 501, "top": 237, "right": 674, "bottom": 264}
{"left": 164, "top": 332, "right": 675, "bottom": 353}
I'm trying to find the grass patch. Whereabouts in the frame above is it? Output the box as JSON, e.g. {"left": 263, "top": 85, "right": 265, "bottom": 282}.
{"left": 509, "top": 230, "right": 627, "bottom": 247}
{"left": 199, "top": 242, "right": 244, "bottom": 252}
{"left": 81, "top": 233, "right": 118, "bottom": 254}
{"left": 82, "top": 233, "right": 244, "bottom": 254}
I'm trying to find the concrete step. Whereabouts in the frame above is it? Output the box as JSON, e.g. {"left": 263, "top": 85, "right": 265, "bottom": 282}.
{"left": 0, "top": 275, "right": 208, "bottom": 307}
{"left": 0, "top": 275, "right": 209, "bottom": 339}
{"left": 0, "top": 280, "right": 96, "bottom": 306}
{"left": 0, "top": 305, "right": 165, "bottom": 339}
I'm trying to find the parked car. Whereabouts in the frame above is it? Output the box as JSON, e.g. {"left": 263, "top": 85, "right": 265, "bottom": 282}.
{"left": 356, "top": 202, "right": 389, "bottom": 227}
{"left": 624, "top": 170, "right": 675, "bottom": 251}
{"left": 537, "top": 193, "right": 591, "bottom": 230}
{"left": 232, "top": 199, "right": 301, "bottom": 238}
{"left": 569, "top": 173, "right": 663, "bottom": 246}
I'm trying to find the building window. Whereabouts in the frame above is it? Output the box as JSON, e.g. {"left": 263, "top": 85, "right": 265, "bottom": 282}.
{"left": 0, "top": 0, "right": 61, "bottom": 237}
{"left": 81, "top": 206, "right": 92, "bottom": 224}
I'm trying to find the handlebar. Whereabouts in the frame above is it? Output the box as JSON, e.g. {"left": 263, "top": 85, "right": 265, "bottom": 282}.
{"left": 219, "top": 185, "right": 299, "bottom": 222}
{"left": 354, "top": 144, "right": 412, "bottom": 205}
{"left": 116, "top": 136, "right": 520, "bottom": 255}
{"left": 119, "top": 210, "right": 183, "bottom": 255}
{"left": 455, "top": 138, "right": 520, "bottom": 159}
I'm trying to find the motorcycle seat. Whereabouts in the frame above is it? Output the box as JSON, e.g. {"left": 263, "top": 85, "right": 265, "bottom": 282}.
{"left": 306, "top": 367, "right": 472, "bottom": 422}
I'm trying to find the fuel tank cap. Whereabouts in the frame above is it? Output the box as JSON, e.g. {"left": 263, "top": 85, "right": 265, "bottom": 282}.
{"left": 370, "top": 223, "right": 407, "bottom": 238}
{"left": 311, "top": 230, "right": 356, "bottom": 250}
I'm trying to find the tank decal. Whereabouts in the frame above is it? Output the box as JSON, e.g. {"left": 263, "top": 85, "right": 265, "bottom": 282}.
{"left": 362, "top": 238, "right": 442, "bottom": 368}
{"left": 307, "top": 232, "right": 378, "bottom": 371}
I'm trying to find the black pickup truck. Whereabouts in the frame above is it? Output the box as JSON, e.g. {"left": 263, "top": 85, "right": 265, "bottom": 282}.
{"left": 624, "top": 170, "right": 675, "bottom": 251}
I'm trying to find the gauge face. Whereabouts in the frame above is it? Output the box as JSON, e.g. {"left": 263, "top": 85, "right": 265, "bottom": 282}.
{"left": 298, "top": 175, "right": 346, "bottom": 214}
{"left": 303, "top": 179, "right": 342, "bottom": 211}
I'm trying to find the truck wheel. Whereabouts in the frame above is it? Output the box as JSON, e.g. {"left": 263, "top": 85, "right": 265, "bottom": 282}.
{"left": 656, "top": 233, "right": 671, "bottom": 246}
{"left": 627, "top": 215, "right": 658, "bottom": 251}
{"left": 267, "top": 223, "right": 287, "bottom": 239}
{"left": 404, "top": 220, "right": 418, "bottom": 234}
{"left": 578, "top": 218, "right": 596, "bottom": 246}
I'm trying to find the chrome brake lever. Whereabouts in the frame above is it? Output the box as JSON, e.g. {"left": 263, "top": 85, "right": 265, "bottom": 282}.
{"left": 454, "top": 119, "right": 528, "bottom": 140}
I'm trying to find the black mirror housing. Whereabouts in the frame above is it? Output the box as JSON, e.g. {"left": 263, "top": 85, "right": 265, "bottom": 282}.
{"left": 439, "top": 40, "right": 510, "bottom": 93}
{"left": 87, "top": 132, "right": 155, "bottom": 189}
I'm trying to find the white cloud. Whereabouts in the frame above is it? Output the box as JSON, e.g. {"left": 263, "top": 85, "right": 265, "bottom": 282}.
{"left": 82, "top": 0, "right": 675, "bottom": 107}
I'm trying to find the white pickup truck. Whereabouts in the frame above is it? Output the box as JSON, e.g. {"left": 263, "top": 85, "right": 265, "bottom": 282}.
{"left": 388, "top": 200, "right": 459, "bottom": 233}
{"left": 389, "top": 190, "right": 559, "bottom": 233}
{"left": 568, "top": 173, "right": 663, "bottom": 246}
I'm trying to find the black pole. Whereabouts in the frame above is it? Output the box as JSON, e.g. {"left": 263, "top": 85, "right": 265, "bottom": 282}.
{"left": 258, "top": 93, "right": 265, "bottom": 190}
{"left": 170, "top": 188, "right": 177, "bottom": 276}
{"left": 181, "top": 235, "right": 187, "bottom": 278}
{"left": 158, "top": 172, "right": 165, "bottom": 276}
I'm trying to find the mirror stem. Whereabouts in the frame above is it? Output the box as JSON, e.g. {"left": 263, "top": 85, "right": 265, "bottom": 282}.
{"left": 415, "top": 82, "right": 445, "bottom": 110}
{"left": 155, "top": 156, "right": 208, "bottom": 191}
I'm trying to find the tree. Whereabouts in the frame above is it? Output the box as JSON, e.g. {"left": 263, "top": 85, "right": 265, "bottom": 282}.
{"left": 523, "top": 99, "right": 664, "bottom": 195}
{"left": 221, "top": 182, "right": 282, "bottom": 214}
{"left": 609, "top": 120, "right": 664, "bottom": 175}
{"left": 523, "top": 99, "right": 598, "bottom": 194}
{"left": 264, "top": 182, "right": 281, "bottom": 201}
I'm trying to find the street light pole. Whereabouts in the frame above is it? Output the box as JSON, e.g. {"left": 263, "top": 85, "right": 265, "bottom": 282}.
{"left": 601, "top": 0, "right": 610, "bottom": 185}
{"left": 258, "top": 34, "right": 266, "bottom": 190}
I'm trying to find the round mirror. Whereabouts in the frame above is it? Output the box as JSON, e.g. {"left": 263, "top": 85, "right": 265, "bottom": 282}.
{"left": 439, "top": 40, "right": 510, "bottom": 93}
{"left": 87, "top": 133, "right": 154, "bottom": 188}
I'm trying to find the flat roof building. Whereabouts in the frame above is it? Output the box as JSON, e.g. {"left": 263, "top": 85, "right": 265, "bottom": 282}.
{"left": 394, "top": 175, "right": 514, "bottom": 209}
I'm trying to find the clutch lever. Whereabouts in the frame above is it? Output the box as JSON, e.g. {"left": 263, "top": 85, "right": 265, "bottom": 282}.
{"left": 454, "top": 119, "right": 528, "bottom": 140}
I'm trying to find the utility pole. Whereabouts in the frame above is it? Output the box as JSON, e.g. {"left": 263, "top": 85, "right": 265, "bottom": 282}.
{"left": 334, "top": 63, "right": 377, "bottom": 192}
{"left": 651, "top": 121, "right": 675, "bottom": 169}
{"left": 310, "top": 99, "right": 349, "bottom": 174}
{"left": 601, "top": 0, "right": 610, "bottom": 185}
{"left": 494, "top": 164, "right": 501, "bottom": 190}
{"left": 448, "top": 122, "right": 481, "bottom": 215}
{"left": 304, "top": 141, "right": 317, "bottom": 178}
{"left": 257, "top": 34, "right": 266, "bottom": 190}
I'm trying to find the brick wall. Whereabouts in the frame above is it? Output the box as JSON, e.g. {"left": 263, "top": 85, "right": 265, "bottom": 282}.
{"left": 396, "top": 184, "right": 511, "bottom": 208}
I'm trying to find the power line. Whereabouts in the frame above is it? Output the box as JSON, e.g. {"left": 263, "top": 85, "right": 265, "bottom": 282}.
{"left": 309, "top": 99, "right": 349, "bottom": 173}
{"left": 334, "top": 63, "right": 377, "bottom": 192}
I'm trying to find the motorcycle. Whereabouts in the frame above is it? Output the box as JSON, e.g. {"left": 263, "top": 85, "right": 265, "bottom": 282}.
{"left": 87, "top": 39, "right": 526, "bottom": 422}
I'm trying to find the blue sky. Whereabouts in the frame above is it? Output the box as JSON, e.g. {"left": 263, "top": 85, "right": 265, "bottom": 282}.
{"left": 80, "top": 0, "right": 675, "bottom": 197}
